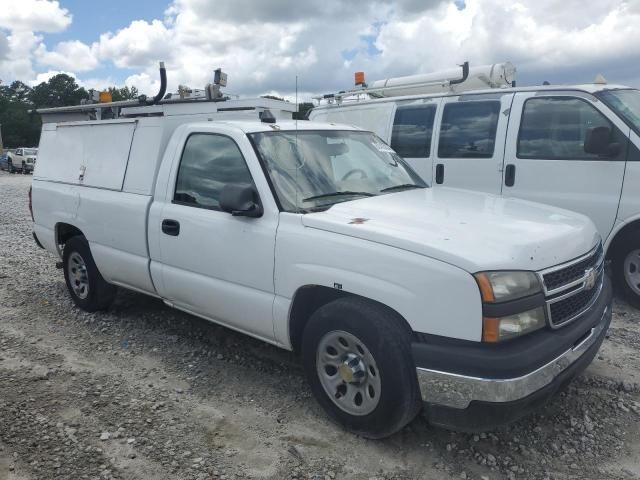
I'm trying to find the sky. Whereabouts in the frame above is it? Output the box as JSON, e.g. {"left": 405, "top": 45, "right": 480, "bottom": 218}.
{"left": 0, "top": 0, "right": 639, "bottom": 102}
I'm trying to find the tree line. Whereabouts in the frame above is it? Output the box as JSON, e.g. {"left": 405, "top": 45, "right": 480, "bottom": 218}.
{"left": 0, "top": 74, "right": 138, "bottom": 149}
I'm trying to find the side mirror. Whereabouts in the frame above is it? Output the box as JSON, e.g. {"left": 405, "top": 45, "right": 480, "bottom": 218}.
{"left": 584, "top": 126, "right": 620, "bottom": 157}
{"left": 219, "top": 184, "right": 263, "bottom": 218}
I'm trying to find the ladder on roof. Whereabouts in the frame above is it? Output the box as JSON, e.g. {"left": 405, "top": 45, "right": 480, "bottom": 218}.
{"left": 314, "top": 61, "right": 517, "bottom": 104}
{"left": 34, "top": 64, "right": 296, "bottom": 124}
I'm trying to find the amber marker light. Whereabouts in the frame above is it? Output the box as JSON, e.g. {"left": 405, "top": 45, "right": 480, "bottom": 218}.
{"left": 474, "top": 273, "right": 495, "bottom": 303}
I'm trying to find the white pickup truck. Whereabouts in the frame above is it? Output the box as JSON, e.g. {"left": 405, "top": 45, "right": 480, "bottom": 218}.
{"left": 31, "top": 95, "right": 611, "bottom": 438}
{"left": 7, "top": 147, "right": 37, "bottom": 173}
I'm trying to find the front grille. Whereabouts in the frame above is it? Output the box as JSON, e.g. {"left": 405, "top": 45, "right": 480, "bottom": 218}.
{"left": 543, "top": 244, "right": 603, "bottom": 292}
{"left": 540, "top": 243, "right": 604, "bottom": 328}
{"left": 548, "top": 272, "right": 603, "bottom": 326}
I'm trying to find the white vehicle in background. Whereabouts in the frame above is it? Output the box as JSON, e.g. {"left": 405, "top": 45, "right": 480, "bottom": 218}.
{"left": 7, "top": 147, "right": 38, "bottom": 174}
{"left": 310, "top": 62, "right": 640, "bottom": 307}
{"left": 30, "top": 65, "right": 611, "bottom": 438}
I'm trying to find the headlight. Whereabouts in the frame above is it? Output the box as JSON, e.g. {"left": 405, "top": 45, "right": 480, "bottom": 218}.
{"left": 474, "top": 271, "right": 541, "bottom": 303}
{"left": 482, "top": 307, "right": 546, "bottom": 342}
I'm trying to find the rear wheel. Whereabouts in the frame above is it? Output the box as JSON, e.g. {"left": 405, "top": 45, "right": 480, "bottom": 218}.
{"left": 613, "top": 232, "right": 640, "bottom": 308}
{"left": 63, "top": 236, "right": 116, "bottom": 311}
{"left": 301, "top": 297, "right": 421, "bottom": 439}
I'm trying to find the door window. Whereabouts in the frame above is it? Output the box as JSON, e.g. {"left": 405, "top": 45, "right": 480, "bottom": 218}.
{"left": 174, "top": 134, "right": 253, "bottom": 210}
{"left": 390, "top": 105, "right": 436, "bottom": 158}
{"left": 517, "top": 97, "right": 612, "bottom": 160}
{"left": 438, "top": 101, "right": 500, "bottom": 158}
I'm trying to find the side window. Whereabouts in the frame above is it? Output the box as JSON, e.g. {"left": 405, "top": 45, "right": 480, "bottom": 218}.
{"left": 518, "top": 97, "right": 613, "bottom": 159}
{"left": 174, "top": 134, "right": 254, "bottom": 210}
{"left": 438, "top": 101, "right": 500, "bottom": 158}
{"left": 391, "top": 105, "right": 437, "bottom": 158}
{"left": 16, "top": 149, "right": 22, "bottom": 156}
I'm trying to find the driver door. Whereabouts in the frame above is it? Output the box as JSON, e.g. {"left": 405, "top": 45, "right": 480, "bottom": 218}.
{"left": 150, "top": 128, "right": 279, "bottom": 341}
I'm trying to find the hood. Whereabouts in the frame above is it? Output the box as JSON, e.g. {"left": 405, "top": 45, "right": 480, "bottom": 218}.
{"left": 302, "top": 188, "right": 600, "bottom": 273}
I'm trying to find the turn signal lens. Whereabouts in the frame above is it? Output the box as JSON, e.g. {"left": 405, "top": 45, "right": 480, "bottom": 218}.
{"left": 474, "top": 273, "right": 495, "bottom": 303}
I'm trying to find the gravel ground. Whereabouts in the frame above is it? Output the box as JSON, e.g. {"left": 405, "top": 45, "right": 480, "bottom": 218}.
{"left": 1, "top": 171, "right": 640, "bottom": 480}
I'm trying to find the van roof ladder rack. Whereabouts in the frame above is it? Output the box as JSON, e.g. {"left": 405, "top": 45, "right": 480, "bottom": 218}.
{"left": 314, "top": 61, "right": 517, "bottom": 104}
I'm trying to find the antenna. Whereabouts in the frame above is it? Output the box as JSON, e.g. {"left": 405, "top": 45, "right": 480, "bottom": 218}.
{"left": 295, "top": 74, "right": 299, "bottom": 214}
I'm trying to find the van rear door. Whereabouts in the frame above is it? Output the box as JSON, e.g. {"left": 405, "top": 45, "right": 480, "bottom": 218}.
{"left": 432, "top": 93, "right": 513, "bottom": 194}
{"left": 502, "top": 92, "right": 627, "bottom": 239}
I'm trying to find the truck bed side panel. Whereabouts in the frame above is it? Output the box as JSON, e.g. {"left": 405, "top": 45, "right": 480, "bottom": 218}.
{"left": 74, "top": 189, "right": 155, "bottom": 295}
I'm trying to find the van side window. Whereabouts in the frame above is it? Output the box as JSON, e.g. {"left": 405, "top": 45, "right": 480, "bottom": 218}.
{"left": 438, "top": 101, "right": 500, "bottom": 158}
{"left": 174, "top": 134, "right": 253, "bottom": 210}
{"left": 518, "top": 97, "right": 612, "bottom": 160}
{"left": 391, "top": 105, "right": 436, "bottom": 158}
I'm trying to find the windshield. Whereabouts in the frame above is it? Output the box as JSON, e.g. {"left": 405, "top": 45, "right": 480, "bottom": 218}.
{"left": 23, "top": 149, "right": 38, "bottom": 155}
{"left": 595, "top": 89, "right": 640, "bottom": 134}
{"left": 249, "top": 130, "right": 426, "bottom": 212}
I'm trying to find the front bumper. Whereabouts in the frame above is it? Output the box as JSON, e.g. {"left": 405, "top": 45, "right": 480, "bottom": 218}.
{"left": 415, "top": 276, "right": 612, "bottom": 431}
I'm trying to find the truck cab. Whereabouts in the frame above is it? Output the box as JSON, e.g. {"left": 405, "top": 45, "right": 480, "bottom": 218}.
{"left": 310, "top": 65, "right": 640, "bottom": 307}
{"left": 30, "top": 73, "right": 612, "bottom": 438}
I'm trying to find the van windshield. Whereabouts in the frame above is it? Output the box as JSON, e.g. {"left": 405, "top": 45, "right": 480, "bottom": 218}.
{"left": 249, "top": 130, "right": 426, "bottom": 212}
{"left": 23, "top": 149, "right": 38, "bottom": 155}
{"left": 595, "top": 89, "right": 640, "bottom": 134}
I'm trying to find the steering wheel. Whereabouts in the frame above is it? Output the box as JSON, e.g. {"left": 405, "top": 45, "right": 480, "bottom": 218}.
{"left": 341, "top": 169, "right": 368, "bottom": 181}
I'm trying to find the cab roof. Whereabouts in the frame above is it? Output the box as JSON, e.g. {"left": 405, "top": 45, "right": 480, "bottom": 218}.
{"left": 198, "top": 120, "right": 365, "bottom": 134}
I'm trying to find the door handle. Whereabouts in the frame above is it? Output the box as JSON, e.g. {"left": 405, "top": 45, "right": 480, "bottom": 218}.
{"left": 162, "top": 219, "right": 180, "bottom": 236}
{"left": 435, "top": 163, "right": 444, "bottom": 184}
{"left": 504, "top": 164, "right": 516, "bottom": 187}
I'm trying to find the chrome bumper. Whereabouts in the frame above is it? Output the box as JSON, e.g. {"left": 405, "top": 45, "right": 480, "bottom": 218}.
{"left": 416, "top": 307, "right": 608, "bottom": 409}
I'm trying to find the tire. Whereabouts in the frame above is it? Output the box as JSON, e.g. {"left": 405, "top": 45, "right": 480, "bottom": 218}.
{"left": 8, "top": 160, "right": 14, "bottom": 173}
{"left": 62, "top": 236, "right": 116, "bottom": 312}
{"left": 613, "top": 232, "right": 640, "bottom": 308}
{"left": 301, "top": 297, "right": 422, "bottom": 439}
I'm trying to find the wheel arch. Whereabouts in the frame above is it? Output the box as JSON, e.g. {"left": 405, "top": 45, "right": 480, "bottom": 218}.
{"left": 288, "top": 284, "right": 414, "bottom": 353}
{"left": 605, "top": 216, "right": 640, "bottom": 258}
{"left": 55, "top": 222, "right": 86, "bottom": 256}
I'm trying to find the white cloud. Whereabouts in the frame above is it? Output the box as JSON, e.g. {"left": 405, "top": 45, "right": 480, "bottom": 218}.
{"left": 97, "top": 20, "right": 173, "bottom": 69}
{"left": 35, "top": 40, "right": 99, "bottom": 72}
{"left": 3, "top": 0, "right": 640, "bottom": 97}
{"left": 0, "top": 0, "right": 71, "bottom": 33}
{"left": 28, "top": 69, "right": 76, "bottom": 86}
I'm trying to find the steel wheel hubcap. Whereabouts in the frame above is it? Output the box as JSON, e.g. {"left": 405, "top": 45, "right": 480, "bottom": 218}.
{"left": 624, "top": 249, "right": 640, "bottom": 296}
{"left": 316, "top": 330, "right": 381, "bottom": 416}
{"left": 68, "top": 252, "right": 89, "bottom": 299}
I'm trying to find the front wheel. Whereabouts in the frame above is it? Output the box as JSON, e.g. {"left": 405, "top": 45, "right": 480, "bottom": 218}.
{"left": 613, "top": 233, "right": 640, "bottom": 308}
{"left": 63, "top": 236, "right": 116, "bottom": 312}
{"left": 7, "top": 160, "right": 14, "bottom": 173}
{"left": 301, "top": 297, "right": 421, "bottom": 439}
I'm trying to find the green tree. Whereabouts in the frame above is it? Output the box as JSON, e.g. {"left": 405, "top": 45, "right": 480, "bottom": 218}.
{"left": 30, "top": 74, "right": 89, "bottom": 108}
{"left": 0, "top": 82, "right": 40, "bottom": 148}
{"left": 108, "top": 85, "right": 139, "bottom": 101}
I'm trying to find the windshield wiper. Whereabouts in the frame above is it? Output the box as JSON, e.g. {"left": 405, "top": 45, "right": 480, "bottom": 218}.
{"left": 380, "top": 184, "right": 425, "bottom": 193}
{"left": 302, "top": 191, "right": 376, "bottom": 202}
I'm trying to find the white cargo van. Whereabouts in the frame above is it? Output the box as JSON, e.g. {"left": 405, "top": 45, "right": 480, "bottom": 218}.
{"left": 31, "top": 66, "right": 611, "bottom": 437}
{"left": 309, "top": 63, "right": 640, "bottom": 307}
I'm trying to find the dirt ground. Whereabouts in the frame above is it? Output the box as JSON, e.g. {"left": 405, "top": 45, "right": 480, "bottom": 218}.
{"left": 1, "top": 171, "right": 639, "bottom": 480}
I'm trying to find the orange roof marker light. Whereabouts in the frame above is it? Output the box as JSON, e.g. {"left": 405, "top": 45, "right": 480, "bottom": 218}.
{"left": 99, "top": 91, "right": 112, "bottom": 103}
{"left": 354, "top": 71, "right": 366, "bottom": 87}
